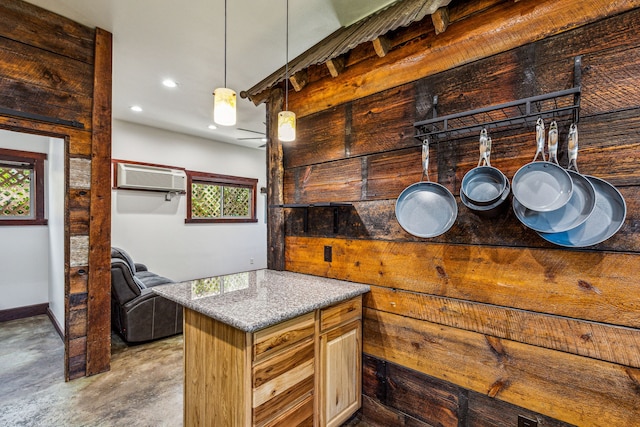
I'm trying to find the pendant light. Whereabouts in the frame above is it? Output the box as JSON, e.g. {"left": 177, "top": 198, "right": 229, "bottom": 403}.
{"left": 278, "top": 0, "right": 296, "bottom": 142}
{"left": 213, "top": 0, "right": 236, "bottom": 126}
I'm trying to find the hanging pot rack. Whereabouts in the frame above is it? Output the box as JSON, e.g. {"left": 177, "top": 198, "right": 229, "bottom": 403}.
{"left": 414, "top": 55, "right": 582, "bottom": 141}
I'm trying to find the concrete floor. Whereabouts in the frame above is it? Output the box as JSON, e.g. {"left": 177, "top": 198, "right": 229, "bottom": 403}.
{"left": 0, "top": 315, "right": 184, "bottom": 426}
{"left": 0, "top": 315, "right": 368, "bottom": 426}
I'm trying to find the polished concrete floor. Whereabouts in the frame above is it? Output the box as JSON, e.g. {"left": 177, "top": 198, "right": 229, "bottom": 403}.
{"left": 0, "top": 315, "right": 184, "bottom": 426}
{"left": 0, "top": 315, "right": 367, "bottom": 426}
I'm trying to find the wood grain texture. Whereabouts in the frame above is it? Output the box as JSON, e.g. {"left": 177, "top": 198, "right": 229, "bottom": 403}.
{"left": 253, "top": 312, "right": 315, "bottom": 362}
{"left": 285, "top": 236, "right": 640, "bottom": 328}
{"left": 86, "top": 27, "right": 112, "bottom": 377}
{"left": 366, "top": 285, "right": 640, "bottom": 368}
{"left": 320, "top": 320, "right": 362, "bottom": 427}
{"left": 320, "top": 295, "right": 362, "bottom": 332}
{"left": 253, "top": 358, "right": 315, "bottom": 408}
{"left": 287, "top": 0, "right": 640, "bottom": 118}
{"left": 0, "top": 0, "right": 95, "bottom": 64}
{"left": 253, "top": 376, "right": 314, "bottom": 426}
{"left": 262, "top": 394, "right": 314, "bottom": 427}
{"left": 267, "top": 88, "right": 285, "bottom": 270}
{"left": 184, "top": 308, "right": 250, "bottom": 426}
{"left": 364, "top": 308, "right": 640, "bottom": 427}
{"left": 253, "top": 338, "right": 315, "bottom": 388}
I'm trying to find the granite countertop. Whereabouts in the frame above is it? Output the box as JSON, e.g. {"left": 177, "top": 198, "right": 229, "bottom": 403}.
{"left": 153, "top": 269, "right": 370, "bottom": 332}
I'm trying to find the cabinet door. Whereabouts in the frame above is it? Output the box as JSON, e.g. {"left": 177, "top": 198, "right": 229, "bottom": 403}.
{"left": 320, "top": 319, "right": 362, "bottom": 427}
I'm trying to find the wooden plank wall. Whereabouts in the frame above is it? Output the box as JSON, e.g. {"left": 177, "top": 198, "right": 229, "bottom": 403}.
{"left": 276, "top": 2, "right": 640, "bottom": 426}
{"left": 0, "top": 0, "right": 112, "bottom": 380}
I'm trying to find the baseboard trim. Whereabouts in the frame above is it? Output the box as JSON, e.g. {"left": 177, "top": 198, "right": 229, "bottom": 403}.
{"left": 47, "top": 307, "right": 64, "bottom": 341}
{"left": 0, "top": 303, "right": 49, "bottom": 323}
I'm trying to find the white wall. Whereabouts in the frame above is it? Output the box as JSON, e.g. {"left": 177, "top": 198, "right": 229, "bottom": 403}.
{"left": 0, "top": 130, "right": 65, "bottom": 331}
{"left": 111, "top": 120, "right": 268, "bottom": 282}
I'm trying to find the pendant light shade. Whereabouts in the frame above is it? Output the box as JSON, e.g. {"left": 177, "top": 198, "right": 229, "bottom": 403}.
{"left": 278, "top": 110, "right": 296, "bottom": 142}
{"left": 213, "top": 87, "right": 236, "bottom": 126}
{"left": 213, "top": 0, "right": 236, "bottom": 126}
{"left": 278, "top": 0, "right": 296, "bottom": 142}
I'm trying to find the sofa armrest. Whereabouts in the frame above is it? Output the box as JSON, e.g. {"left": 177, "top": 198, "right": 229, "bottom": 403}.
{"left": 134, "top": 263, "right": 148, "bottom": 272}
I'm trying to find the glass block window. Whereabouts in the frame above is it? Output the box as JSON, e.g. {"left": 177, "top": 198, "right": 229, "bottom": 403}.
{"left": 186, "top": 171, "right": 258, "bottom": 224}
{"left": 0, "top": 148, "right": 47, "bottom": 226}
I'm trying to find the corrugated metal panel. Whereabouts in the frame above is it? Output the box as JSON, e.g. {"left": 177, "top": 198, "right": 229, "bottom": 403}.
{"left": 244, "top": 0, "right": 451, "bottom": 99}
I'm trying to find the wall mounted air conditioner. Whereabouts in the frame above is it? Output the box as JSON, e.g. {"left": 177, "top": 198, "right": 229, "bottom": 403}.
{"left": 116, "top": 163, "right": 186, "bottom": 192}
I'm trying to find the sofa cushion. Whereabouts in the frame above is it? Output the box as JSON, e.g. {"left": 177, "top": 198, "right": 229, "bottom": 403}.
{"left": 136, "top": 271, "right": 174, "bottom": 288}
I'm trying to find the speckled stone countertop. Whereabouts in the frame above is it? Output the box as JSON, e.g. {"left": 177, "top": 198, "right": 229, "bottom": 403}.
{"left": 153, "top": 269, "right": 370, "bottom": 332}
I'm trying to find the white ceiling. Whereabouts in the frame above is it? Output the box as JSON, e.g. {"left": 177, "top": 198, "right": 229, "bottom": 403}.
{"left": 24, "top": 0, "right": 395, "bottom": 149}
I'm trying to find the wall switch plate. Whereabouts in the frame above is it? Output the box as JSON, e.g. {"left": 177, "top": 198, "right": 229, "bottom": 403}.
{"left": 324, "top": 245, "right": 332, "bottom": 262}
{"left": 518, "top": 415, "right": 538, "bottom": 427}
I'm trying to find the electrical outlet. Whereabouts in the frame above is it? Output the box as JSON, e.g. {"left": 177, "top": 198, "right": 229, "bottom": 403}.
{"left": 250, "top": 258, "right": 254, "bottom": 264}
{"left": 324, "top": 245, "right": 332, "bottom": 262}
{"left": 518, "top": 415, "right": 538, "bottom": 427}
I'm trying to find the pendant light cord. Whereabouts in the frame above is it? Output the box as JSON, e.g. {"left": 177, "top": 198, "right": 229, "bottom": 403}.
{"left": 223, "top": 0, "right": 228, "bottom": 88}
{"left": 285, "top": 0, "right": 289, "bottom": 110}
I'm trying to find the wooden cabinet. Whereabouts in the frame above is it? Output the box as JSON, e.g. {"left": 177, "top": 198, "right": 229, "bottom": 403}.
{"left": 319, "top": 298, "right": 363, "bottom": 427}
{"left": 183, "top": 296, "right": 362, "bottom": 426}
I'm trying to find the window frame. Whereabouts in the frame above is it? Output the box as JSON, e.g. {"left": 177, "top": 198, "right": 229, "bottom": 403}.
{"left": 0, "top": 148, "right": 47, "bottom": 226}
{"left": 185, "top": 170, "right": 258, "bottom": 224}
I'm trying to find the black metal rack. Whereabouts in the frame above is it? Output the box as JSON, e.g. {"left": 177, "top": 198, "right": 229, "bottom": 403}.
{"left": 414, "top": 56, "right": 582, "bottom": 141}
{"left": 271, "top": 203, "right": 352, "bottom": 233}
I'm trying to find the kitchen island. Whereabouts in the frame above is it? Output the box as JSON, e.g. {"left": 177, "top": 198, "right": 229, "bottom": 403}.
{"left": 154, "top": 269, "right": 370, "bottom": 427}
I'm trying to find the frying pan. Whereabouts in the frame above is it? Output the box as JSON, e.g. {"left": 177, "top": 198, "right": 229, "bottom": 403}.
{"left": 512, "top": 119, "right": 573, "bottom": 212}
{"left": 461, "top": 177, "right": 510, "bottom": 218}
{"left": 538, "top": 175, "right": 626, "bottom": 247}
{"left": 461, "top": 130, "right": 508, "bottom": 206}
{"left": 395, "top": 139, "right": 457, "bottom": 238}
{"left": 513, "top": 124, "right": 596, "bottom": 232}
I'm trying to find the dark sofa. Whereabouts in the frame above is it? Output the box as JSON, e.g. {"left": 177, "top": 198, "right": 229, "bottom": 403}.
{"left": 110, "top": 247, "right": 183, "bottom": 343}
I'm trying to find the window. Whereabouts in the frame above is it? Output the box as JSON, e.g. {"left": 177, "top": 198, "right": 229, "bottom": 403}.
{"left": 186, "top": 171, "right": 258, "bottom": 223}
{"left": 0, "top": 148, "right": 47, "bottom": 226}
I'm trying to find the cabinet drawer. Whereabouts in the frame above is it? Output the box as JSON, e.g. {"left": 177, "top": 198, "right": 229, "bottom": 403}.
{"left": 320, "top": 296, "right": 362, "bottom": 332}
{"left": 261, "top": 394, "right": 314, "bottom": 427}
{"left": 253, "top": 312, "right": 315, "bottom": 362}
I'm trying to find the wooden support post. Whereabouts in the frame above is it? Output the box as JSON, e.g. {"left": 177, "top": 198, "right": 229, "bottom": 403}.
{"left": 432, "top": 7, "right": 450, "bottom": 35}
{"left": 372, "top": 36, "right": 390, "bottom": 57}
{"left": 266, "top": 88, "right": 285, "bottom": 270}
{"left": 290, "top": 69, "right": 308, "bottom": 92}
{"left": 326, "top": 57, "right": 345, "bottom": 78}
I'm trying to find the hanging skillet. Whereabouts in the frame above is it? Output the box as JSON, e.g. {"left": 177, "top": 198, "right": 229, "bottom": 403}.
{"left": 513, "top": 123, "right": 596, "bottom": 232}
{"left": 537, "top": 124, "right": 626, "bottom": 247}
{"left": 512, "top": 119, "right": 573, "bottom": 212}
{"left": 395, "top": 138, "right": 457, "bottom": 238}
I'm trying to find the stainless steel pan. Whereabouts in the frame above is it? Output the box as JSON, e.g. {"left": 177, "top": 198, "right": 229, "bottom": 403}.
{"left": 513, "top": 124, "right": 595, "bottom": 232}
{"left": 461, "top": 130, "right": 508, "bottom": 206}
{"left": 395, "top": 139, "right": 457, "bottom": 238}
{"left": 538, "top": 175, "right": 626, "bottom": 247}
{"left": 512, "top": 119, "right": 573, "bottom": 212}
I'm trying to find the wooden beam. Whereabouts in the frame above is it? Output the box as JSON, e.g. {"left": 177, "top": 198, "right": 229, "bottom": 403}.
{"left": 431, "top": 6, "right": 450, "bottom": 35}
{"left": 241, "top": 88, "right": 271, "bottom": 106}
{"left": 288, "top": 0, "right": 640, "bottom": 118}
{"left": 372, "top": 36, "right": 390, "bottom": 58}
{"left": 326, "top": 56, "right": 345, "bottom": 78}
{"left": 266, "top": 88, "right": 285, "bottom": 270}
{"left": 289, "top": 69, "right": 308, "bottom": 92}
{"left": 86, "top": 27, "right": 112, "bottom": 377}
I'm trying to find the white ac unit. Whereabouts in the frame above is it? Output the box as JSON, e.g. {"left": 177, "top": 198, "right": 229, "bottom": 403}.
{"left": 116, "top": 163, "right": 186, "bottom": 192}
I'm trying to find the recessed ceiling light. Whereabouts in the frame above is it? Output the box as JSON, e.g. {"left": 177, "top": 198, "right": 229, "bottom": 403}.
{"left": 208, "top": 124, "right": 217, "bottom": 130}
{"left": 130, "top": 105, "right": 143, "bottom": 112}
{"left": 162, "top": 79, "right": 178, "bottom": 88}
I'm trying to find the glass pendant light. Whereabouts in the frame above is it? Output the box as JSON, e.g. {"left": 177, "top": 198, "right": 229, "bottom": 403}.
{"left": 278, "top": 0, "right": 296, "bottom": 142}
{"left": 213, "top": 0, "right": 236, "bottom": 126}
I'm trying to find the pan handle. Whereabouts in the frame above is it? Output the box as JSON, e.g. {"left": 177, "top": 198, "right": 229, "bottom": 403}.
{"left": 421, "top": 138, "right": 430, "bottom": 182}
{"left": 567, "top": 123, "right": 579, "bottom": 172}
{"left": 478, "top": 128, "right": 490, "bottom": 167}
{"left": 533, "top": 117, "right": 546, "bottom": 162}
{"left": 548, "top": 121, "right": 560, "bottom": 165}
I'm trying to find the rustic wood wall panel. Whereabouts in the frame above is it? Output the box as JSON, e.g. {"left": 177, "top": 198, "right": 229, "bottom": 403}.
{"left": 0, "top": 0, "right": 111, "bottom": 380}
{"left": 276, "top": 5, "right": 640, "bottom": 425}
